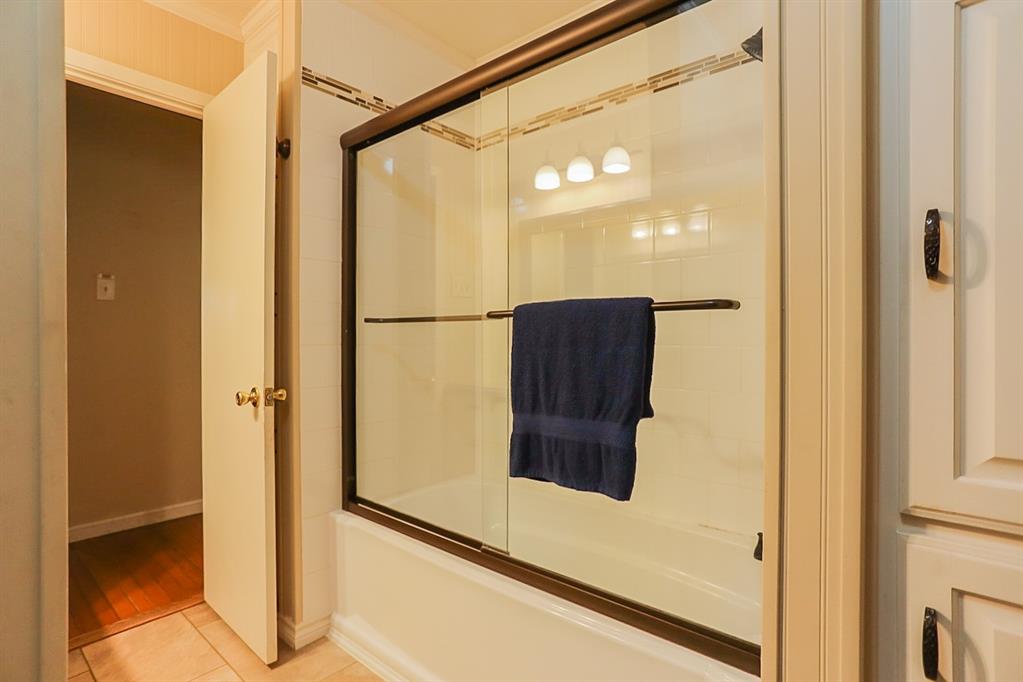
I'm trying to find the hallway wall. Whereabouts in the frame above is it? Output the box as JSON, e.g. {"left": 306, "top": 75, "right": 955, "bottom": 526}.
{"left": 64, "top": 0, "right": 244, "bottom": 96}
{"left": 67, "top": 83, "right": 203, "bottom": 532}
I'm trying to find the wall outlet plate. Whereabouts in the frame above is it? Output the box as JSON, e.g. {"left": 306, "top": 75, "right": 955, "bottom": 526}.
{"left": 96, "top": 273, "right": 116, "bottom": 301}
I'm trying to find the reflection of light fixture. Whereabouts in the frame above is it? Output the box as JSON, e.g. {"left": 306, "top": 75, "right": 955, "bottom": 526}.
{"left": 632, "top": 226, "right": 651, "bottom": 240}
{"left": 566, "top": 155, "right": 594, "bottom": 183}
{"left": 602, "top": 146, "right": 631, "bottom": 174}
{"left": 534, "top": 164, "right": 560, "bottom": 190}
{"left": 662, "top": 224, "right": 680, "bottom": 236}
{"left": 686, "top": 213, "right": 709, "bottom": 232}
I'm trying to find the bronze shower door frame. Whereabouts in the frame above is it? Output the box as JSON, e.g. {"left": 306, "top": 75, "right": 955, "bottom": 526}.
{"left": 338, "top": 0, "right": 761, "bottom": 674}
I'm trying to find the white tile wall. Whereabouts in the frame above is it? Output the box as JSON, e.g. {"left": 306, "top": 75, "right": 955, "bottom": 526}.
{"left": 296, "top": 0, "right": 464, "bottom": 626}
{"left": 504, "top": 30, "right": 765, "bottom": 539}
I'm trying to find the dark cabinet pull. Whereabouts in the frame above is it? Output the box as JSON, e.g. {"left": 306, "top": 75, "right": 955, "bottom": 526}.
{"left": 753, "top": 532, "right": 763, "bottom": 561}
{"left": 924, "top": 208, "right": 941, "bottom": 280}
{"left": 922, "top": 606, "right": 938, "bottom": 680}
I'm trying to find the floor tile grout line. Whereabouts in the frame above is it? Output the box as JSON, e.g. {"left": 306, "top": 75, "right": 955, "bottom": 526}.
{"left": 184, "top": 608, "right": 243, "bottom": 682}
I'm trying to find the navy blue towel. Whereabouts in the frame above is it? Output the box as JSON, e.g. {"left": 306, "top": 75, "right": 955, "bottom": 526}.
{"left": 509, "top": 297, "right": 655, "bottom": 501}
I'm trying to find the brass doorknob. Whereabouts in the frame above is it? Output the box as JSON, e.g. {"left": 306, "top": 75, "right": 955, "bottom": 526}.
{"left": 235, "top": 387, "right": 259, "bottom": 407}
{"left": 265, "top": 387, "right": 287, "bottom": 406}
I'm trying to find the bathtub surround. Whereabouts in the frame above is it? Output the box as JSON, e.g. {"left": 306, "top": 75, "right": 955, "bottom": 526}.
{"left": 295, "top": 0, "right": 464, "bottom": 636}
{"left": 509, "top": 297, "right": 656, "bottom": 501}
{"left": 342, "top": 0, "right": 764, "bottom": 673}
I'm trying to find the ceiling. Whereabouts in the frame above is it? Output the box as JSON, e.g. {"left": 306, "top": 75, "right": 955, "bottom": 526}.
{"left": 196, "top": 0, "right": 260, "bottom": 25}
{"left": 180, "top": 0, "right": 601, "bottom": 64}
{"left": 367, "top": 0, "right": 600, "bottom": 62}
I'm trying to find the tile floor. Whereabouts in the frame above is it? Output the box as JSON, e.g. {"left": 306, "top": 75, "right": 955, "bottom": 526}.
{"left": 67, "top": 603, "right": 382, "bottom": 682}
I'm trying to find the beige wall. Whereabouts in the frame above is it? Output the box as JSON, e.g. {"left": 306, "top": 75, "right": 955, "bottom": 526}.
{"left": 65, "top": 0, "right": 244, "bottom": 96}
{"left": 0, "top": 0, "right": 68, "bottom": 678}
{"left": 67, "top": 83, "right": 203, "bottom": 528}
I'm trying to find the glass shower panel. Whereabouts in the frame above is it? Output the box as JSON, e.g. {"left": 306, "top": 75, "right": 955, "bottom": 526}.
{"left": 479, "top": 88, "right": 511, "bottom": 551}
{"left": 504, "top": 1, "right": 765, "bottom": 643}
{"left": 355, "top": 101, "right": 486, "bottom": 541}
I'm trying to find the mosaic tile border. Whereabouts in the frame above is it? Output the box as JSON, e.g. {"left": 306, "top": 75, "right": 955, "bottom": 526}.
{"left": 301, "top": 46, "right": 753, "bottom": 152}
{"left": 491, "top": 47, "right": 753, "bottom": 149}
{"left": 301, "top": 68, "right": 477, "bottom": 149}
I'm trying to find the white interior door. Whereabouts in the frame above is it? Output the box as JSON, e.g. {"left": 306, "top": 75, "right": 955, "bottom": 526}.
{"left": 902, "top": 0, "right": 1023, "bottom": 535}
{"left": 201, "top": 51, "right": 279, "bottom": 664}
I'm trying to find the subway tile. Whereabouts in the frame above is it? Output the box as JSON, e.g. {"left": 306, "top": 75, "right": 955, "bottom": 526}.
{"left": 652, "top": 258, "right": 683, "bottom": 301}
{"left": 604, "top": 221, "right": 653, "bottom": 263}
{"left": 301, "top": 128, "right": 343, "bottom": 180}
{"left": 654, "top": 213, "right": 708, "bottom": 258}
{"left": 711, "top": 203, "right": 764, "bottom": 253}
{"left": 301, "top": 344, "right": 340, "bottom": 389}
{"left": 302, "top": 173, "right": 341, "bottom": 222}
{"left": 302, "top": 426, "right": 341, "bottom": 476}
{"left": 302, "top": 466, "right": 341, "bottom": 518}
{"left": 302, "top": 512, "right": 331, "bottom": 575}
{"left": 659, "top": 310, "right": 709, "bottom": 346}
{"left": 301, "top": 385, "right": 340, "bottom": 432}
{"left": 651, "top": 344, "right": 682, "bottom": 390}
{"left": 302, "top": 568, "right": 334, "bottom": 622}
{"left": 741, "top": 346, "right": 765, "bottom": 395}
{"left": 300, "top": 214, "right": 341, "bottom": 262}
{"left": 709, "top": 296, "right": 763, "bottom": 346}
{"left": 738, "top": 439, "right": 765, "bottom": 489}
{"left": 300, "top": 258, "right": 341, "bottom": 304}
{"left": 622, "top": 261, "right": 653, "bottom": 297}
{"left": 300, "top": 298, "right": 340, "bottom": 346}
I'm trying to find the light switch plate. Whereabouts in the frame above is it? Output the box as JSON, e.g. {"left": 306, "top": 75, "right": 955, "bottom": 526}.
{"left": 96, "top": 274, "right": 116, "bottom": 301}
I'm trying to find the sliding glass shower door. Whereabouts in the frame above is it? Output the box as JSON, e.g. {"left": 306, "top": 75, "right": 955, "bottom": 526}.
{"left": 352, "top": 0, "right": 765, "bottom": 650}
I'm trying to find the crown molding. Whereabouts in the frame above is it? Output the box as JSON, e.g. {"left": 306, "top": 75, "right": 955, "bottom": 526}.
{"left": 241, "top": 0, "right": 281, "bottom": 42}
{"left": 143, "top": 0, "right": 244, "bottom": 41}
{"left": 65, "top": 48, "right": 210, "bottom": 119}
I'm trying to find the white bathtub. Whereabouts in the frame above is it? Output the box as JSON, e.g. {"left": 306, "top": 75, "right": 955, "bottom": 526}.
{"left": 384, "top": 475, "right": 761, "bottom": 644}
{"left": 330, "top": 510, "right": 759, "bottom": 682}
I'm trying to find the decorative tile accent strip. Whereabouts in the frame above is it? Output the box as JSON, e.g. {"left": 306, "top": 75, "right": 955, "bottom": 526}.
{"left": 301, "top": 67, "right": 476, "bottom": 150}
{"left": 302, "top": 46, "right": 753, "bottom": 151}
{"left": 485, "top": 48, "right": 753, "bottom": 150}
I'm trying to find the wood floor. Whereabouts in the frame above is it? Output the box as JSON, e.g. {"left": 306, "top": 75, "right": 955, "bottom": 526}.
{"left": 68, "top": 514, "right": 203, "bottom": 650}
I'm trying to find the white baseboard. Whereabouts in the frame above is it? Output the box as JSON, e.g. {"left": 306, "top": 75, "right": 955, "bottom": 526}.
{"left": 68, "top": 499, "right": 203, "bottom": 542}
{"left": 328, "top": 613, "right": 423, "bottom": 682}
{"left": 278, "top": 614, "right": 331, "bottom": 650}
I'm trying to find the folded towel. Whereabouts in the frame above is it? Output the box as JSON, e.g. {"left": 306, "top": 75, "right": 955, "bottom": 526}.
{"left": 509, "top": 297, "right": 655, "bottom": 501}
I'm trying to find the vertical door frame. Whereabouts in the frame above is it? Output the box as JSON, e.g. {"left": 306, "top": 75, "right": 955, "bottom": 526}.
{"left": 773, "top": 0, "right": 865, "bottom": 680}
{"left": 3, "top": 0, "right": 70, "bottom": 678}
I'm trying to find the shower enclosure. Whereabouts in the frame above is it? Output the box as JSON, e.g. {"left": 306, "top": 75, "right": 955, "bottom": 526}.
{"left": 340, "top": 0, "right": 766, "bottom": 671}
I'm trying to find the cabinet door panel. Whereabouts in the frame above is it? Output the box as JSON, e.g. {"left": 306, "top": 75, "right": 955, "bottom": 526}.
{"left": 903, "top": 0, "right": 1023, "bottom": 534}
{"left": 900, "top": 534, "right": 1023, "bottom": 681}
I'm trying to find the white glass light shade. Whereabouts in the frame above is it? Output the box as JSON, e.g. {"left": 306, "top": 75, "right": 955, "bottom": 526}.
{"left": 534, "top": 164, "right": 561, "bottom": 190}
{"left": 566, "top": 155, "right": 594, "bottom": 183}
{"left": 602, "top": 146, "right": 631, "bottom": 174}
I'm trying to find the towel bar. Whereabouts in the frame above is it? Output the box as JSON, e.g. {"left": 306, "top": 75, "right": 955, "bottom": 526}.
{"left": 363, "top": 298, "right": 740, "bottom": 323}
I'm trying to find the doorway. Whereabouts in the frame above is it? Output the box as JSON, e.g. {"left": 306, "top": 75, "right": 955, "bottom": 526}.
{"left": 66, "top": 82, "right": 204, "bottom": 649}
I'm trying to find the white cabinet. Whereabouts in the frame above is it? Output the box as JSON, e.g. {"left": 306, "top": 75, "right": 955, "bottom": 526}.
{"left": 900, "top": 534, "right": 1023, "bottom": 681}
{"left": 883, "top": 1, "right": 1023, "bottom": 679}
{"left": 902, "top": 0, "right": 1023, "bottom": 534}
